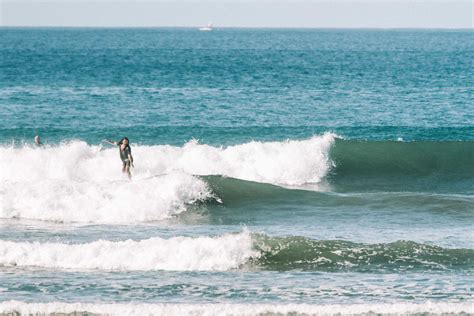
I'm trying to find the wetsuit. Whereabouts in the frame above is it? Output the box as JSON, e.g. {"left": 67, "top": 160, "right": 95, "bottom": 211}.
{"left": 120, "top": 145, "right": 132, "bottom": 167}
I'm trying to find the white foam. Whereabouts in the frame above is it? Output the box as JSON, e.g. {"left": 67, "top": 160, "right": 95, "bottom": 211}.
{"left": 0, "top": 301, "right": 471, "bottom": 316}
{"left": 0, "top": 135, "right": 335, "bottom": 223}
{"left": 0, "top": 231, "right": 256, "bottom": 271}
{"left": 0, "top": 172, "right": 210, "bottom": 223}
{"left": 146, "top": 133, "right": 335, "bottom": 186}
{"left": 0, "top": 142, "right": 212, "bottom": 223}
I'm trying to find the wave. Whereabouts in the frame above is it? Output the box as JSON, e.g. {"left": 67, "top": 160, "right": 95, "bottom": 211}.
{"left": 330, "top": 139, "right": 474, "bottom": 179}
{"left": 1, "top": 301, "right": 472, "bottom": 316}
{"left": 0, "top": 141, "right": 214, "bottom": 223}
{"left": 1, "top": 174, "right": 210, "bottom": 224}
{"left": 202, "top": 175, "right": 474, "bottom": 214}
{"left": 327, "top": 139, "right": 474, "bottom": 192}
{"left": 0, "top": 231, "right": 471, "bottom": 272}
{"left": 0, "top": 170, "right": 211, "bottom": 223}
{"left": 0, "top": 231, "right": 256, "bottom": 271}
{"left": 0, "top": 135, "right": 333, "bottom": 222}
{"left": 252, "top": 235, "right": 473, "bottom": 272}
{"left": 2, "top": 136, "right": 471, "bottom": 187}
{"left": 1, "top": 136, "right": 472, "bottom": 223}
{"left": 201, "top": 175, "right": 308, "bottom": 205}
{"left": 0, "top": 134, "right": 335, "bottom": 185}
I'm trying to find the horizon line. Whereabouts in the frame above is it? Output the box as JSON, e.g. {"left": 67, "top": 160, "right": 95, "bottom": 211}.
{"left": 1, "top": 26, "right": 472, "bottom": 30}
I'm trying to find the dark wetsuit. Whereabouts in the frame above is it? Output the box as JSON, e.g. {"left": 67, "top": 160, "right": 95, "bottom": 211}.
{"left": 119, "top": 145, "right": 132, "bottom": 167}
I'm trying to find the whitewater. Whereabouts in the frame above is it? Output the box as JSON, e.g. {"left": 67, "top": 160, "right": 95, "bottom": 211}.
{"left": 1, "top": 134, "right": 472, "bottom": 315}
{"left": 1, "top": 28, "right": 473, "bottom": 316}
{"left": 0, "top": 134, "right": 334, "bottom": 223}
{"left": 1, "top": 301, "right": 473, "bottom": 316}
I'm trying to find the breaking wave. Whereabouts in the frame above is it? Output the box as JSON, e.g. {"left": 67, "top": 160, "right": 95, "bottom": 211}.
{"left": 0, "top": 231, "right": 471, "bottom": 272}
{"left": 0, "top": 135, "right": 334, "bottom": 222}
{"left": 1, "top": 135, "right": 472, "bottom": 223}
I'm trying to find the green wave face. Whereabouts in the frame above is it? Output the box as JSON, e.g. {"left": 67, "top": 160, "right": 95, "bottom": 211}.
{"left": 201, "top": 175, "right": 297, "bottom": 205}
{"left": 329, "top": 140, "right": 474, "bottom": 192}
{"left": 203, "top": 140, "right": 474, "bottom": 194}
{"left": 201, "top": 174, "right": 474, "bottom": 212}
{"left": 251, "top": 235, "right": 474, "bottom": 273}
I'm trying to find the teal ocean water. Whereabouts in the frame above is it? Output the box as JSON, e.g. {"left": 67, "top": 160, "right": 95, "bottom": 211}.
{"left": 0, "top": 28, "right": 473, "bottom": 315}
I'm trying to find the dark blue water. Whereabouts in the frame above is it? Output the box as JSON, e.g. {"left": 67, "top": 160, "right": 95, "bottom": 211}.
{"left": 0, "top": 28, "right": 473, "bottom": 315}
{"left": 1, "top": 28, "right": 473, "bottom": 144}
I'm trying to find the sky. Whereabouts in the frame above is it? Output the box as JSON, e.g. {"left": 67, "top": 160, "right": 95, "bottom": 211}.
{"left": 1, "top": 0, "right": 472, "bottom": 28}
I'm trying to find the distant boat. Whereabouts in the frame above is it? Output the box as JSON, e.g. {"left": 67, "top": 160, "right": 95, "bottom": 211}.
{"left": 199, "top": 23, "right": 213, "bottom": 31}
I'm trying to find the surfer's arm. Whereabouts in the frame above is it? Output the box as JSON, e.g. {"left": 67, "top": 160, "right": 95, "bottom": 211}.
{"left": 103, "top": 139, "right": 118, "bottom": 146}
{"left": 128, "top": 151, "right": 134, "bottom": 167}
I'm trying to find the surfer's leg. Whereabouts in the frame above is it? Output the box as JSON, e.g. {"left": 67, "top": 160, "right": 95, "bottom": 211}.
{"left": 122, "top": 160, "right": 130, "bottom": 173}
{"left": 124, "top": 161, "right": 131, "bottom": 179}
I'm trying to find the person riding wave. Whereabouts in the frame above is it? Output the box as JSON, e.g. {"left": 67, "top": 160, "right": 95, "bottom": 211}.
{"left": 104, "top": 137, "right": 134, "bottom": 179}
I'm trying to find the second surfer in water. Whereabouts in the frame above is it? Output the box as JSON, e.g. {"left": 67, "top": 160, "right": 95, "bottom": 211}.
{"left": 104, "top": 137, "right": 134, "bottom": 179}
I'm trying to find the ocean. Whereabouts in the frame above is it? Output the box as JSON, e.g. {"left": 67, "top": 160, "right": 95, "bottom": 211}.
{"left": 0, "top": 28, "right": 473, "bottom": 315}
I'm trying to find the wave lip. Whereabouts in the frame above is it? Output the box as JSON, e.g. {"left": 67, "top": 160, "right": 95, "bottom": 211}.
{"left": 150, "top": 133, "right": 336, "bottom": 186}
{"left": 0, "top": 301, "right": 472, "bottom": 316}
{"left": 0, "top": 231, "right": 256, "bottom": 271}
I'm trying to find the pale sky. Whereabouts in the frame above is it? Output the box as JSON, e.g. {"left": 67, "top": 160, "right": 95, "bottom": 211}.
{"left": 1, "top": 0, "right": 472, "bottom": 28}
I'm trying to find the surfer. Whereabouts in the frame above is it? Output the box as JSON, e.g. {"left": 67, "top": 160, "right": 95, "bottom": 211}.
{"left": 34, "top": 135, "right": 43, "bottom": 146}
{"left": 103, "top": 137, "right": 134, "bottom": 179}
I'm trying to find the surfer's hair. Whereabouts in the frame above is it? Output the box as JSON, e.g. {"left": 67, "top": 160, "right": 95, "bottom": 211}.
{"left": 119, "top": 137, "right": 129, "bottom": 145}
